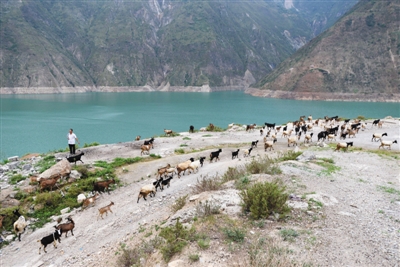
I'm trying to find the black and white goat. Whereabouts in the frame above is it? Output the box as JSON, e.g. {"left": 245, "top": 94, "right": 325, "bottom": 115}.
{"left": 38, "top": 227, "right": 62, "bottom": 254}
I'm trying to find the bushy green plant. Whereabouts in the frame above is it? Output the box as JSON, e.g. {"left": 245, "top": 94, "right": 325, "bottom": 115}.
{"left": 36, "top": 155, "right": 56, "bottom": 173}
{"left": 223, "top": 227, "right": 245, "bottom": 243}
{"left": 174, "top": 148, "right": 185, "bottom": 154}
{"left": 221, "top": 166, "right": 247, "bottom": 183}
{"left": 246, "top": 157, "right": 282, "bottom": 175}
{"left": 280, "top": 228, "right": 299, "bottom": 242}
{"left": 191, "top": 175, "right": 223, "bottom": 194}
{"left": 149, "top": 154, "right": 161, "bottom": 158}
{"left": 83, "top": 142, "right": 100, "bottom": 148}
{"left": 35, "top": 192, "right": 63, "bottom": 209}
{"left": 240, "top": 180, "right": 290, "bottom": 220}
{"left": 189, "top": 254, "right": 200, "bottom": 262}
{"left": 197, "top": 237, "right": 210, "bottom": 249}
{"left": 9, "top": 174, "right": 26, "bottom": 185}
{"left": 276, "top": 151, "right": 302, "bottom": 162}
{"left": 171, "top": 195, "right": 188, "bottom": 213}
{"left": 195, "top": 200, "right": 221, "bottom": 218}
{"left": 235, "top": 175, "right": 251, "bottom": 190}
{"left": 117, "top": 246, "right": 143, "bottom": 267}
{"left": 73, "top": 165, "right": 89, "bottom": 178}
{"left": 159, "top": 219, "right": 195, "bottom": 262}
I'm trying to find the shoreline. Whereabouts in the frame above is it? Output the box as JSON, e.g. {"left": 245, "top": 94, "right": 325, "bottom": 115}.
{"left": 1, "top": 86, "right": 399, "bottom": 102}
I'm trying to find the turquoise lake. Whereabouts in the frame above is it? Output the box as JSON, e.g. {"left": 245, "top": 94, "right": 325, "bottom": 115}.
{"left": 0, "top": 91, "right": 399, "bottom": 160}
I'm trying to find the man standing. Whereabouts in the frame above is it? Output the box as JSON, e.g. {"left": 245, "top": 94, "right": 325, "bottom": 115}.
{"left": 67, "top": 128, "right": 80, "bottom": 155}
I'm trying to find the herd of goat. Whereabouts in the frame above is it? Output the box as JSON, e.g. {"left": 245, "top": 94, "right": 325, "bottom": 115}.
{"left": 6, "top": 116, "right": 397, "bottom": 255}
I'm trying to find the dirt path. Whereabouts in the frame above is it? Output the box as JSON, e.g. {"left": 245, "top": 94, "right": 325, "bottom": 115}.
{"left": 1, "top": 118, "right": 399, "bottom": 267}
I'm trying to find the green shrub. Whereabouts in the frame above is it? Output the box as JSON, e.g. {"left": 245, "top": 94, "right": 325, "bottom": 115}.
{"left": 36, "top": 155, "right": 56, "bottom": 173}
{"left": 221, "top": 166, "right": 247, "bottom": 183}
{"left": 280, "top": 228, "right": 299, "bottom": 242}
{"left": 183, "top": 137, "right": 191, "bottom": 140}
{"left": 117, "top": 247, "right": 143, "bottom": 267}
{"left": 276, "top": 151, "right": 302, "bottom": 162}
{"left": 35, "top": 192, "right": 63, "bottom": 209}
{"left": 150, "top": 154, "right": 161, "bottom": 158}
{"left": 14, "top": 190, "right": 28, "bottom": 200}
{"left": 223, "top": 227, "right": 245, "bottom": 243}
{"left": 191, "top": 175, "right": 223, "bottom": 194}
{"left": 189, "top": 254, "right": 200, "bottom": 262}
{"left": 73, "top": 165, "right": 89, "bottom": 178}
{"left": 159, "top": 219, "right": 195, "bottom": 262}
{"left": 246, "top": 157, "right": 282, "bottom": 175}
{"left": 9, "top": 174, "right": 26, "bottom": 185}
{"left": 83, "top": 142, "right": 100, "bottom": 148}
{"left": 235, "top": 175, "right": 251, "bottom": 190}
{"left": 171, "top": 195, "right": 188, "bottom": 213}
{"left": 197, "top": 237, "right": 210, "bottom": 249}
{"left": 174, "top": 148, "right": 185, "bottom": 154}
{"left": 195, "top": 200, "right": 221, "bottom": 218}
{"left": 240, "top": 180, "right": 290, "bottom": 220}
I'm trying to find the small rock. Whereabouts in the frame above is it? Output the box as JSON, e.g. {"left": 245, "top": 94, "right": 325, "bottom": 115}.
{"left": 7, "top": 156, "right": 19, "bottom": 162}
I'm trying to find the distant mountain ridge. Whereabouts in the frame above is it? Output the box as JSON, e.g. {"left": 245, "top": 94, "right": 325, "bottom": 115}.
{"left": 0, "top": 0, "right": 356, "bottom": 92}
{"left": 251, "top": 0, "right": 399, "bottom": 101}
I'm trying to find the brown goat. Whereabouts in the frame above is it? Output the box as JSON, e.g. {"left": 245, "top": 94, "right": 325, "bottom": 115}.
{"left": 39, "top": 176, "right": 61, "bottom": 192}
{"left": 141, "top": 144, "right": 152, "bottom": 155}
{"left": 56, "top": 216, "right": 75, "bottom": 237}
{"left": 164, "top": 129, "right": 173, "bottom": 136}
{"left": 135, "top": 135, "right": 141, "bottom": 141}
{"left": 156, "top": 164, "right": 171, "bottom": 178}
{"left": 82, "top": 193, "right": 100, "bottom": 209}
{"left": 0, "top": 214, "right": 6, "bottom": 229}
{"left": 98, "top": 201, "right": 114, "bottom": 219}
{"left": 93, "top": 179, "right": 116, "bottom": 194}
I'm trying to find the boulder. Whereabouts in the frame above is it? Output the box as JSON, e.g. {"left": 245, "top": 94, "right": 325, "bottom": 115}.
{"left": 37, "top": 159, "right": 71, "bottom": 181}
{"left": 69, "top": 170, "right": 82, "bottom": 180}
{"left": 77, "top": 194, "right": 86, "bottom": 204}
{"left": 7, "top": 156, "right": 19, "bottom": 162}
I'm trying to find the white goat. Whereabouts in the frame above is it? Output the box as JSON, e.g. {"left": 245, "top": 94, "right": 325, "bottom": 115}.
{"left": 379, "top": 140, "right": 397, "bottom": 150}
{"left": 13, "top": 216, "right": 28, "bottom": 241}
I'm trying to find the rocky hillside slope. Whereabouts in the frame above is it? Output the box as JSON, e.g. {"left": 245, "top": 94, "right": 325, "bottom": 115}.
{"left": 1, "top": 117, "right": 399, "bottom": 267}
{"left": 252, "top": 0, "right": 400, "bottom": 101}
{"left": 0, "top": 0, "right": 356, "bottom": 91}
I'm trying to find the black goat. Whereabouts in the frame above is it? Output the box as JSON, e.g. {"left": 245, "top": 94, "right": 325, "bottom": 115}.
{"left": 260, "top": 129, "right": 264, "bottom": 136}
{"left": 340, "top": 132, "right": 348, "bottom": 140}
{"left": 66, "top": 152, "right": 84, "bottom": 165}
{"left": 264, "top": 122, "right": 275, "bottom": 130}
{"left": 351, "top": 123, "right": 361, "bottom": 130}
{"left": 210, "top": 149, "right": 222, "bottom": 162}
{"left": 317, "top": 131, "right": 329, "bottom": 141}
{"left": 160, "top": 175, "right": 174, "bottom": 190}
{"left": 189, "top": 125, "right": 194, "bottom": 133}
{"left": 328, "top": 126, "right": 339, "bottom": 135}
{"left": 153, "top": 179, "right": 163, "bottom": 192}
{"left": 372, "top": 119, "right": 380, "bottom": 126}
{"left": 144, "top": 138, "right": 155, "bottom": 146}
{"left": 38, "top": 227, "right": 62, "bottom": 254}
{"left": 199, "top": 156, "right": 206, "bottom": 167}
{"left": 232, "top": 149, "right": 240, "bottom": 159}
{"left": 301, "top": 125, "right": 307, "bottom": 134}
{"left": 251, "top": 140, "right": 259, "bottom": 148}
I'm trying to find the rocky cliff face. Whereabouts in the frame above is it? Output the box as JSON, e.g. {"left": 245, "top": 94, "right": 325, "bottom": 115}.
{"left": 0, "top": 0, "right": 355, "bottom": 91}
{"left": 254, "top": 0, "right": 399, "bottom": 99}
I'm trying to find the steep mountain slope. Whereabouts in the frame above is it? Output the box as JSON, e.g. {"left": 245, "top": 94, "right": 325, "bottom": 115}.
{"left": 252, "top": 0, "right": 399, "bottom": 101}
{"left": 0, "top": 0, "right": 355, "bottom": 90}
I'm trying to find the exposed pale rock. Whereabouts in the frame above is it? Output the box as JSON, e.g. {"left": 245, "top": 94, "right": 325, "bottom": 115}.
{"left": 37, "top": 158, "right": 71, "bottom": 181}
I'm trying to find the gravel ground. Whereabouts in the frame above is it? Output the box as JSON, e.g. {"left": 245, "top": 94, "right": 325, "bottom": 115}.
{"left": 1, "top": 118, "right": 399, "bottom": 267}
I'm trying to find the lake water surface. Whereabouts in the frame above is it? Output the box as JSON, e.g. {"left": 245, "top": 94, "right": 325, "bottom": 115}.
{"left": 1, "top": 91, "right": 399, "bottom": 160}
